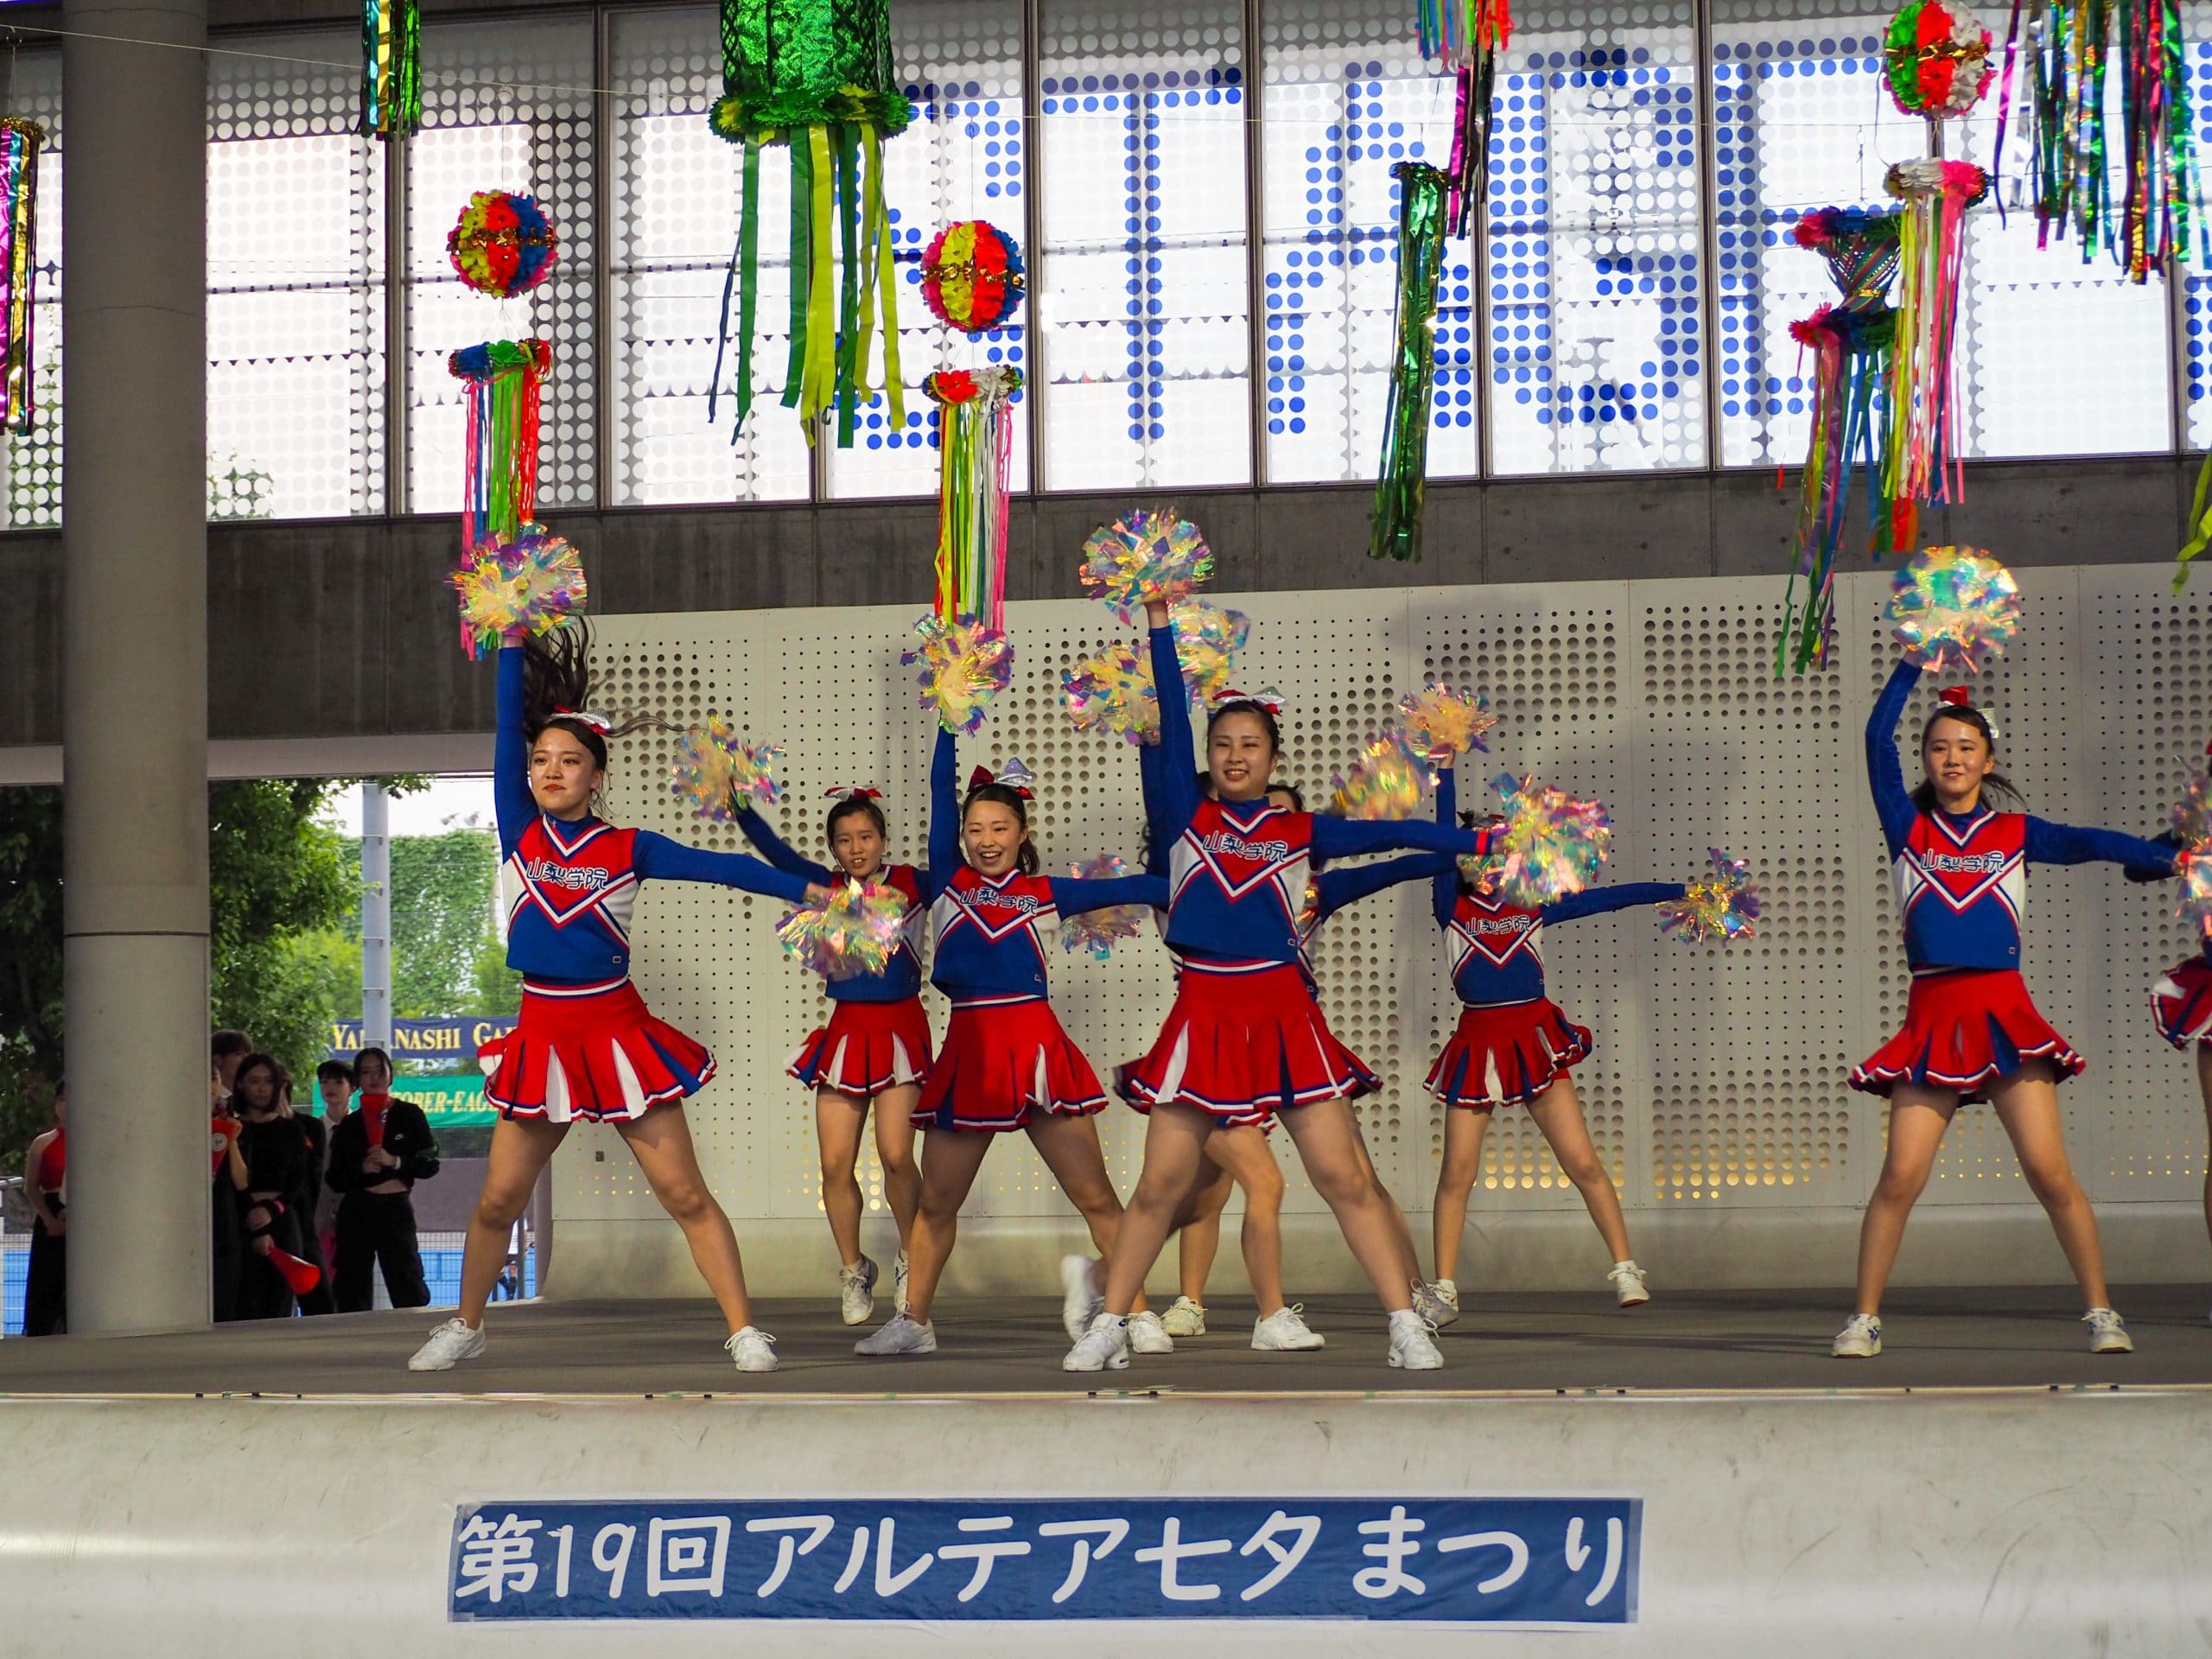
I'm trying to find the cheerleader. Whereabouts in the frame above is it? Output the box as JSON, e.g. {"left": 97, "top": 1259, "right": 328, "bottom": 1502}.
{"left": 2151, "top": 940, "right": 2212, "bottom": 1323}
{"left": 853, "top": 754, "right": 1166, "bottom": 1357}
{"left": 1423, "top": 762, "right": 1682, "bottom": 1321}
{"left": 1834, "top": 658, "right": 2179, "bottom": 1359}
{"left": 1065, "top": 606, "right": 1497, "bottom": 1372}
{"left": 736, "top": 742, "right": 951, "bottom": 1326}
{"left": 408, "top": 625, "right": 835, "bottom": 1376}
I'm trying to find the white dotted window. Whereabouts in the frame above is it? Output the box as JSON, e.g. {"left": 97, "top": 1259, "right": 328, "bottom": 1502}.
{"left": 0, "top": 51, "right": 60, "bottom": 531}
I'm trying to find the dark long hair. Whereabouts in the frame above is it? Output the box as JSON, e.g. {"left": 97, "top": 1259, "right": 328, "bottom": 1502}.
{"left": 825, "top": 792, "right": 890, "bottom": 844}
{"left": 962, "top": 780, "right": 1042, "bottom": 874}
{"left": 1206, "top": 697, "right": 1283, "bottom": 753}
{"left": 522, "top": 620, "right": 652, "bottom": 772}
{"left": 231, "top": 1052, "right": 283, "bottom": 1113}
{"left": 1910, "top": 697, "right": 2022, "bottom": 813}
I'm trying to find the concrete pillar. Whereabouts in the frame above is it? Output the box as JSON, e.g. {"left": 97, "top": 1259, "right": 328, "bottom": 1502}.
{"left": 361, "top": 782, "right": 392, "bottom": 1047}
{"left": 60, "top": 0, "right": 210, "bottom": 1332}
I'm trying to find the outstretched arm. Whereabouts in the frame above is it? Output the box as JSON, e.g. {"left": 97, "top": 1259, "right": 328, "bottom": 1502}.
{"left": 1542, "top": 881, "right": 1688, "bottom": 924}
{"left": 1432, "top": 766, "right": 1462, "bottom": 927}
{"left": 1311, "top": 813, "right": 1497, "bottom": 862}
{"left": 1313, "top": 853, "right": 1457, "bottom": 929}
{"left": 925, "top": 726, "right": 960, "bottom": 896}
{"left": 1144, "top": 606, "right": 1202, "bottom": 851}
{"left": 493, "top": 645, "right": 535, "bottom": 859}
{"left": 1048, "top": 874, "right": 1171, "bottom": 916}
{"left": 735, "top": 806, "right": 833, "bottom": 886}
{"left": 1867, "top": 658, "right": 1920, "bottom": 859}
{"left": 2025, "top": 817, "right": 2183, "bottom": 874}
{"left": 632, "top": 831, "right": 818, "bottom": 904}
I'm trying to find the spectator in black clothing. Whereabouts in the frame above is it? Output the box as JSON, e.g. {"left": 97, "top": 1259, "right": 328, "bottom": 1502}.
{"left": 210, "top": 1032, "right": 252, "bottom": 1323}
{"left": 232, "top": 1054, "right": 309, "bottom": 1319}
{"left": 22, "top": 1082, "right": 66, "bottom": 1337}
{"left": 328, "top": 1048, "right": 441, "bottom": 1312}
{"left": 315, "top": 1060, "right": 353, "bottom": 1273}
{"left": 276, "top": 1064, "right": 335, "bottom": 1317}
{"left": 211, "top": 1030, "right": 251, "bottom": 1109}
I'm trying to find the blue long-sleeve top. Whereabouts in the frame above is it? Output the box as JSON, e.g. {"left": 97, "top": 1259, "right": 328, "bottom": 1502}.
{"left": 734, "top": 729, "right": 957, "bottom": 1002}
{"left": 1141, "top": 622, "right": 1497, "bottom": 970}
{"left": 493, "top": 644, "right": 814, "bottom": 985}
{"left": 1869, "top": 658, "right": 2177, "bottom": 971}
{"left": 1428, "top": 768, "right": 1683, "bottom": 1006}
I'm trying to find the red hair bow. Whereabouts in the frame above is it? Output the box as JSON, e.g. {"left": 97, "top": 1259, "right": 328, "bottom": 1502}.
{"left": 968, "top": 760, "right": 1035, "bottom": 798}
{"left": 551, "top": 705, "right": 613, "bottom": 734}
{"left": 825, "top": 785, "right": 883, "bottom": 800}
{"left": 1938, "top": 686, "right": 1973, "bottom": 709}
{"left": 1214, "top": 687, "right": 1285, "bottom": 715}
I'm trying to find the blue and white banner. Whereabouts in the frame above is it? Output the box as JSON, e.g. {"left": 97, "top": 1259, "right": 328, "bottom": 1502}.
{"left": 448, "top": 1497, "right": 1638, "bottom": 1624}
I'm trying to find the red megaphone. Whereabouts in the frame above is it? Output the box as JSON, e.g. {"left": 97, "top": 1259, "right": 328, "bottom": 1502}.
{"left": 266, "top": 1247, "right": 322, "bottom": 1297}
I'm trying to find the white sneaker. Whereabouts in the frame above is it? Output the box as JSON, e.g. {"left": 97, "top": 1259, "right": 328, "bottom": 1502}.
{"left": 1128, "top": 1309, "right": 1174, "bottom": 1356}
{"left": 724, "top": 1326, "right": 779, "bottom": 1373}
{"left": 838, "top": 1255, "right": 879, "bottom": 1326}
{"left": 1059, "top": 1254, "right": 1103, "bottom": 1341}
{"left": 1387, "top": 1308, "right": 1443, "bottom": 1370}
{"left": 1608, "top": 1260, "right": 1650, "bottom": 1307}
{"left": 2083, "top": 1307, "right": 2133, "bottom": 1354}
{"left": 1413, "top": 1281, "right": 1459, "bottom": 1327}
{"left": 1252, "top": 1304, "right": 1327, "bottom": 1351}
{"left": 854, "top": 1311, "right": 938, "bottom": 1356}
{"left": 1161, "top": 1295, "right": 1207, "bottom": 1338}
{"left": 408, "top": 1317, "right": 486, "bottom": 1372}
{"left": 1832, "top": 1314, "right": 1882, "bottom": 1358}
{"left": 1063, "top": 1311, "right": 1131, "bottom": 1373}
{"left": 893, "top": 1249, "right": 911, "bottom": 1314}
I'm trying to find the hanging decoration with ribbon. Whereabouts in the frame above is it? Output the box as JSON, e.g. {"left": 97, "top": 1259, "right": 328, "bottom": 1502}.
{"left": 360, "top": 0, "right": 422, "bottom": 140}
{"left": 1370, "top": 162, "right": 1449, "bottom": 563}
{"left": 0, "top": 118, "right": 42, "bottom": 435}
{"left": 925, "top": 366, "right": 1022, "bottom": 634}
{"left": 448, "top": 340, "right": 551, "bottom": 563}
{"left": 1881, "top": 157, "right": 1986, "bottom": 556}
{"left": 1418, "top": 0, "right": 1511, "bottom": 237}
{"left": 707, "top": 0, "right": 912, "bottom": 448}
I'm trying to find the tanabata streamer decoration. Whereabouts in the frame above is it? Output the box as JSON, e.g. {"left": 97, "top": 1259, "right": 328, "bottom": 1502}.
{"left": 449, "top": 524, "right": 586, "bottom": 660}
{"left": 1417, "top": 0, "right": 1512, "bottom": 237}
{"left": 1883, "top": 0, "right": 1996, "bottom": 118}
{"left": 926, "top": 367, "right": 1022, "bottom": 632}
{"left": 1060, "top": 855, "right": 1148, "bottom": 960}
{"left": 669, "top": 717, "right": 782, "bottom": 822}
{"left": 1489, "top": 772, "right": 1611, "bottom": 908}
{"left": 903, "top": 615, "right": 1014, "bottom": 735}
{"left": 1079, "top": 509, "right": 1217, "bottom": 623}
{"left": 921, "top": 220, "right": 1025, "bottom": 334}
{"left": 1370, "top": 162, "right": 1450, "bottom": 564}
{"left": 707, "top": 0, "right": 910, "bottom": 448}
{"left": 448, "top": 340, "right": 550, "bottom": 562}
{"left": 1657, "top": 849, "right": 1763, "bottom": 945}
{"left": 1328, "top": 734, "right": 1427, "bottom": 822}
{"left": 1887, "top": 544, "right": 2023, "bottom": 673}
{"left": 778, "top": 880, "right": 912, "bottom": 981}
{"left": 1882, "top": 158, "right": 1986, "bottom": 552}
{"left": 1777, "top": 207, "right": 1903, "bottom": 676}
{"left": 448, "top": 192, "right": 559, "bottom": 299}
{"left": 360, "top": 0, "right": 421, "bottom": 140}
{"left": 0, "top": 119, "right": 42, "bottom": 435}
{"left": 1396, "top": 681, "right": 1499, "bottom": 761}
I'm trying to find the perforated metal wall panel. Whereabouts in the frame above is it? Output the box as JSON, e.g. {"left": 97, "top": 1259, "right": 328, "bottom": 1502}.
{"left": 559, "top": 564, "right": 2205, "bottom": 1287}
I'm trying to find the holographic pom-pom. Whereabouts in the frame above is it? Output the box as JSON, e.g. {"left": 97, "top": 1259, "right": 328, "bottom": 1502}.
{"left": 776, "top": 880, "right": 912, "bottom": 982}
{"left": 1169, "top": 600, "right": 1250, "bottom": 703}
{"left": 1062, "top": 644, "right": 1162, "bottom": 745}
{"left": 2171, "top": 763, "right": 2212, "bottom": 853}
{"left": 1489, "top": 772, "right": 1611, "bottom": 907}
{"left": 901, "top": 615, "right": 1014, "bottom": 735}
{"left": 1657, "top": 848, "right": 1762, "bottom": 945}
{"left": 1059, "top": 855, "right": 1149, "bottom": 960}
{"left": 1328, "top": 732, "right": 1427, "bottom": 821}
{"left": 1080, "top": 509, "right": 1216, "bottom": 624}
{"left": 1887, "top": 545, "right": 2021, "bottom": 676}
{"left": 1395, "top": 682, "right": 1500, "bottom": 763}
{"left": 668, "top": 716, "right": 780, "bottom": 823}
{"left": 449, "top": 524, "right": 587, "bottom": 660}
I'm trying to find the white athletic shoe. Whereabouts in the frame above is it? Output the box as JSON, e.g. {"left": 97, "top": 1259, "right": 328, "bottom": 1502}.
{"left": 1387, "top": 1308, "right": 1443, "bottom": 1370}
{"left": 854, "top": 1311, "right": 938, "bottom": 1357}
{"left": 408, "top": 1317, "right": 486, "bottom": 1372}
{"left": 1412, "top": 1281, "right": 1459, "bottom": 1328}
{"left": 1059, "top": 1254, "right": 1103, "bottom": 1341}
{"left": 1831, "top": 1314, "right": 1882, "bottom": 1358}
{"left": 2083, "top": 1307, "right": 2133, "bottom": 1354}
{"left": 724, "top": 1326, "right": 779, "bottom": 1373}
{"left": 1161, "top": 1295, "right": 1208, "bottom": 1338}
{"left": 1251, "top": 1304, "right": 1327, "bottom": 1351}
{"left": 1128, "top": 1309, "right": 1174, "bottom": 1356}
{"left": 839, "top": 1255, "right": 880, "bottom": 1326}
{"left": 893, "top": 1249, "right": 911, "bottom": 1314}
{"left": 1608, "top": 1260, "right": 1650, "bottom": 1307}
{"left": 1063, "top": 1311, "right": 1131, "bottom": 1373}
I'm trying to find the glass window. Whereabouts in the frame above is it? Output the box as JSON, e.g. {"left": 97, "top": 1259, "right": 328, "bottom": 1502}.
{"left": 0, "top": 51, "right": 60, "bottom": 531}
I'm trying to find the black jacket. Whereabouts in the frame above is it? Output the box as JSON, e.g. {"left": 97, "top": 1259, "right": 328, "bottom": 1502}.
{"left": 324, "top": 1099, "right": 441, "bottom": 1197}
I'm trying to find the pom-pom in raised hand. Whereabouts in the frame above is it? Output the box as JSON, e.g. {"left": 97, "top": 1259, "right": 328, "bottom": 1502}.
{"left": 449, "top": 524, "right": 587, "bottom": 660}
{"left": 1657, "top": 849, "right": 1762, "bottom": 944}
{"left": 1888, "top": 545, "right": 2021, "bottom": 676}
{"left": 1489, "top": 772, "right": 1611, "bottom": 907}
{"left": 668, "top": 716, "right": 780, "bottom": 823}
{"left": 1059, "top": 855, "right": 1149, "bottom": 960}
{"left": 1328, "top": 733, "right": 1426, "bottom": 821}
{"left": 1395, "top": 682, "right": 1499, "bottom": 764}
{"left": 1080, "top": 510, "right": 1216, "bottom": 623}
{"left": 777, "top": 880, "right": 912, "bottom": 981}
{"left": 902, "top": 615, "right": 1014, "bottom": 735}
{"left": 1062, "top": 644, "right": 1162, "bottom": 745}
{"left": 1167, "top": 600, "right": 1249, "bottom": 705}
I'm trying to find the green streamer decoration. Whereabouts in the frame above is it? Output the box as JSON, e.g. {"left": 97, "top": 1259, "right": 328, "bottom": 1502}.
{"left": 359, "top": 0, "right": 421, "bottom": 140}
{"left": 708, "top": 0, "right": 912, "bottom": 447}
{"left": 1370, "top": 162, "right": 1448, "bottom": 563}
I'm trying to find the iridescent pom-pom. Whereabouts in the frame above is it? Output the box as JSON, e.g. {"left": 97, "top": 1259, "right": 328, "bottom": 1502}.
{"left": 1328, "top": 733, "right": 1427, "bottom": 821}
{"left": 1887, "top": 545, "right": 2021, "bottom": 676}
{"left": 2172, "top": 764, "right": 2212, "bottom": 854}
{"left": 1080, "top": 509, "right": 1217, "bottom": 623}
{"left": 1059, "top": 855, "right": 1149, "bottom": 960}
{"left": 668, "top": 716, "right": 780, "bottom": 823}
{"left": 1489, "top": 772, "right": 1611, "bottom": 907}
{"left": 1062, "top": 644, "right": 1161, "bottom": 745}
{"left": 2177, "top": 852, "right": 2212, "bottom": 942}
{"left": 1395, "top": 682, "right": 1499, "bottom": 763}
{"left": 450, "top": 524, "right": 587, "bottom": 660}
{"left": 1169, "top": 600, "right": 1250, "bottom": 704}
{"left": 1657, "top": 849, "right": 1762, "bottom": 945}
{"left": 902, "top": 615, "right": 1014, "bottom": 735}
{"left": 777, "top": 880, "right": 912, "bottom": 982}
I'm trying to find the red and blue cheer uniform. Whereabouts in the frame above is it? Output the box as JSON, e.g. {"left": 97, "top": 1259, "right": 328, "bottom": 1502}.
{"left": 2152, "top": 946, "right": 2212, "bottom": 1049}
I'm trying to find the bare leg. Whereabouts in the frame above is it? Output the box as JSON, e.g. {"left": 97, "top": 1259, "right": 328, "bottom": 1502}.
{"left": 1200, "top": 1125, "right": 1287, "bottom": 1317}
{"left": 618, "top": 1108, "right": 756, "bottom": 1335}
{"left": 1279, "top": 1099, "right": 1417, "bottom": 1314}
{"left": 1101, "top": 1103, "right": 1216, "bottom": 1315}
{"left": 1347, "top": 1116, "right": 1423, "bottom": 1291}
{"left": 815, "top": 1089, "right": 868, "bottom": 1268}
{"left": 1525, "top": 1076, "right": 1634, "bottom": 1264}
{"left": 457, "top": 1116, "right": 568, "bottom": 1327}
{"left": 871, "top": 1082, "right": 923, "bottom": 1255}
{"left": 1990, "top": 1063, "right": 2110, "bottom": 1310}
{"left": 1027, "top": 1114, "right": 1147, "bottom": 1315}
{"left": 1175, "top": 1154, "right": 1236, "bottom": 1305}
{"left": 1852, "top": 1085, "right": 1956, "bottom": 1317}
{"left": 901, "top": 1128, "right": 994, "bottom": 1325}
{"left": 1432, "top": 1107, "right": 1491, "bottom": 1286}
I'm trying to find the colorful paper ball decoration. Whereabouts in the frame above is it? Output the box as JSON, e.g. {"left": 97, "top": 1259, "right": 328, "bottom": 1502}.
{"left": 920, "top": 219, "right": 1026, "bottom": 334}
{"left": 448, "top": 191, "right": 560, "bottom": 298}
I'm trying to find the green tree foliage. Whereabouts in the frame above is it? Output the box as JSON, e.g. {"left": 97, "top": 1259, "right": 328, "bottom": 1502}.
{"left": 0, "top": 789, "right": 63, "bottom": 1173}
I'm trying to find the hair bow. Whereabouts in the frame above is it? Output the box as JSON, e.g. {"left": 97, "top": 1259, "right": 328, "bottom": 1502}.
{"left": 1213, "top": 687, "right": 1285, "bottom": 715}
{"left": 825, "top": 785, "right": 883, "bottom": 800}
{"left": 1936, "top": 685, "right": 1998, "bottom": 741}
{"left": 552, "top": 705, "right": 613, "bottom": 734}
{"left": 968, "top": 759, "right": 1036, "bottom": 798}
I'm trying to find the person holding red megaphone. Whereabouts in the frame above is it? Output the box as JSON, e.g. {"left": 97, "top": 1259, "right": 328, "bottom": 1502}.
{"left": 263, "top": 1246, "right": 323, "bottom": 1298}
{"left": 231, "top": 1053, "right": 315, "bottom": 1320}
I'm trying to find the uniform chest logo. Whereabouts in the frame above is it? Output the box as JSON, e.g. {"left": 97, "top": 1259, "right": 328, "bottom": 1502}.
{"left": 1908, "top": 810, "right": 2020, "bottom": 912}
{"left": 949, "top": 877, "right": 1046, "bottom": 943}
{"left": 513, "top": 820, "right": 633, "bottom": 928}
{"left": 1188, "top": 808, "right": 1302, "bottom": 899}
{"left": 1456, "top": 901, "right": 1540, "bottom": 967}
